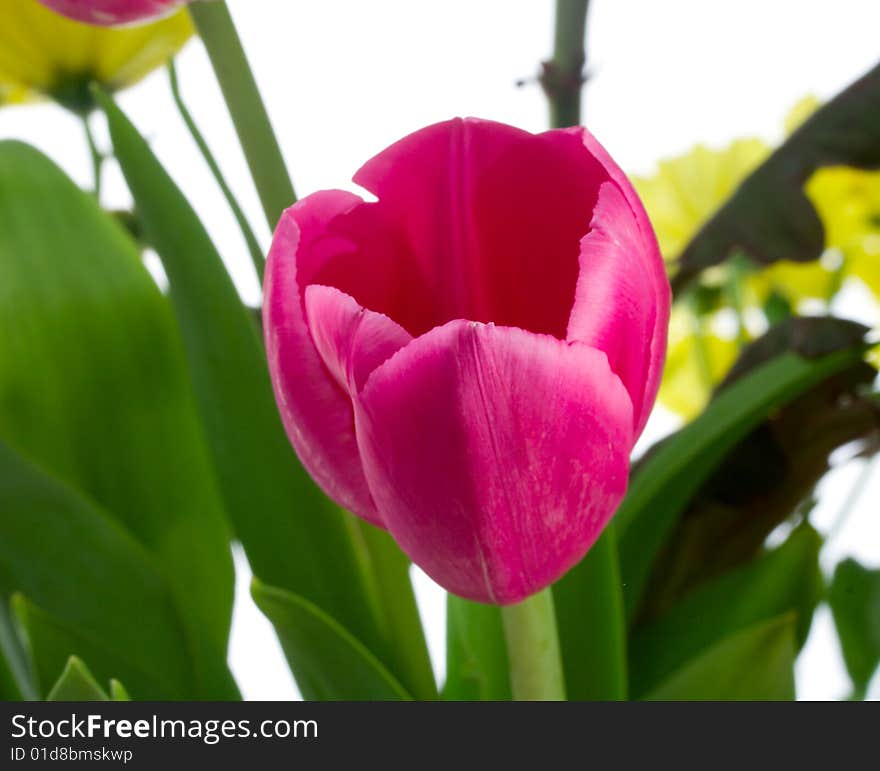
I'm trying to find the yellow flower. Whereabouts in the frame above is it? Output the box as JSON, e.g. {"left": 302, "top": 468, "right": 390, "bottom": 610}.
{"left": 632, "top": 138, "right": 770, "bottom": 261}
{"left": 658, "top": 307, "right": 740, "bottom": 419}
{"left": 807, "top": 167, "right": 880, "bottom": 300}
{"left": 0, "top": 0, "right": 192, "bottom": 111}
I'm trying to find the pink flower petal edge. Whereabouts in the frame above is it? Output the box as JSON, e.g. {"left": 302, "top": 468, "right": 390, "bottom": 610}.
{"left": 36, "top": 0, "right": 184, "bottom": 25}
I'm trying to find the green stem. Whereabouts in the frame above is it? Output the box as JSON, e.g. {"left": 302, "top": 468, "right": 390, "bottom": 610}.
{"left": 188, "top": 1, "right": 296, "bottom": 230}
{"left": 167, "top": 60, "right": 266, "bottom": 281}
{"left": 501, "top": 588, "right": 566, "bottom": 700}
{"left": 82, "top": 115, "right": 103, "bottom": 200}
{"left": 542, "top": 0, "right": 590, "bottom": 128}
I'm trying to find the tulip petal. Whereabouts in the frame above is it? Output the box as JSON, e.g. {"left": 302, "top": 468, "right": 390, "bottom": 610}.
{"left": 355, "top": 321, "right": 633, "bottom": 604}
{"left": 37, "top": 0, "right": 180, "bottom": 26}
{"left": 350, "top": 118, "right": 608, "bottom": 338}
{"left": 304, "top": 284, "right": 412, "bottom": 395}
{"left": 566, "top": 129, "right": 671, "bottom": 437}
{"left": 264, "top": 190, "right": 381, "bottom": 522}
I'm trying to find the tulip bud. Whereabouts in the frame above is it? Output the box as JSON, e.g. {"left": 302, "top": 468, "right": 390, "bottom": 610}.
{"left": 0, "top": 0, "right": 192, "bottom": 111}
{"left": 35, "top": 0, "right": 186, "bottom": 25}
{"left": 264, "top": 118, "right": 670, "bottom": 604}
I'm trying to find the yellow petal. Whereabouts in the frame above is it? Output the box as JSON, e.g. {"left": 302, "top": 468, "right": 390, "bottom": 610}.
{"left": 633, "top": 138, "right": 770, "bottom": 261}
{"left": 659, "top": 309, "right": 741, "bottom": 419}
{"left": 0, "top": 0, "right": 192, "bottom": 106}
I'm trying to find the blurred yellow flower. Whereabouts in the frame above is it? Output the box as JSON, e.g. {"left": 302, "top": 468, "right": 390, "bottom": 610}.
{"left": 634, "top": 100, "right": 875, "bottom": 418}
{"left": 658, "top": 307, "right": 740, "bottom": 419}
{"left": 633, "top": 138, "right": 770, "bottom": 262}
{"left": 0, "top": 0, "right": 192, "bottom": 111}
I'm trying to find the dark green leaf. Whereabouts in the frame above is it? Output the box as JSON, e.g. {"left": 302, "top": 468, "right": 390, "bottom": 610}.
{"left": 97, "top": 91, "right": 392, "bottom": 681}
{"left": 0, "top": 142, "right": 236, "bottom": 698}
{"left": 635, "top": 318, "right": 876, "bottom": 619}
{"left": 251, "top": 579, "right": 411, "bottom": 701}
{"left": 0, "top": 439, "right": 202, "bottom": 699}
{"left": 630, "top": 525, "right": 822, "bottom": 697}
{"left": 830, "top": 559, "right": 880, "bottom": 696}
{"left": 618, "top": 345, "right": 865, "bottom": 619}
{"left": 553, "top": 527, "right": 627, "bottom": 699}
{"left": 443, "top": 597, "right": 510, "bottom": 700}
{"left": 644, "top": 614, "right": 797, "bottom": 700}
{"left": 672, "top": 62, "right": 880, "bottom": 294}
{"left": 47, "top": 657, "right": 109, "bottom": 701}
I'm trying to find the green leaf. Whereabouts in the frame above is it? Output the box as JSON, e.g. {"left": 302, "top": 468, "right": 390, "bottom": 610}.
{"left": 829, "top": 559, "right": 880, "bottom": 697}
{"left": 251, "top": 579, "right": 411, "bottom": 701}
{"left": 553, "top": 527, "right": 627, "bottom": 699}
{"left": 0, "top": 142, "right": 236, "bottom": 698}
{"left": 351, "top": 521, "right": 437, "bottom": 699}
{"left": 672, "top": 62, "right": 880, "bottom": 294}
{"left": 644, "top": 615, "right": 797, "bottom": 700}
{"left": 47, "top": 657, "right": 109, "bottom": 701}
{"left": 0, "top": 599, "right": 35, "bottom": 700}
{"left": 630, "top": 524, "right": 822, "bottom": 697}
{"left": 109, "top": 680, "right": 131, "bottom": 701}
{"left": 443, "top": 597, "right": 511, "bottom": 700}
{"left": 618, "top": 346, "right": 864, "bottom": 618}
{"left": 96, "top": 90, "right": 391, "bottom": 680}
{"left": 0, "top": 439, "right": 203, "bottom": 699}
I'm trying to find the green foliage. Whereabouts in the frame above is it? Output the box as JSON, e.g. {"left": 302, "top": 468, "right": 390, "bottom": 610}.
{"left": 444, "top": 597, "right": 511, "bottom": 700}
{"left": 830, "top": 559, "right": 880, "bottom": 697}
{"left": 630, "top": 525, "right": 822, "bottom": 697}
{"left": 0, "top": 440, "right": 205, "bottom": 699}
{"left": 251, "top": 579, "right": 411, "bottom": 700}
{"left": 644, "top": 615, "right": 797, "bottom": 700}
{"left": 98, "top": 92, "right": 434, "bottom": 698}
{"left": 0, "top": 141, "right": 237, "bottom": 699}
{"left": 553, "top": 528, "right": 627, "bottom": 699}
{"left": 47, "top": 657, "right": 109, "bottom": 701}
{"left": 618, "top": 345, "right": 866, "bottom": 618}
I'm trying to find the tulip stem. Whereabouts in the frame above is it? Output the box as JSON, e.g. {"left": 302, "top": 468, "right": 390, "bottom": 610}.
{"left": 542, "top": 0, "right": 591, "bottom": 128}
{"left": 188, "top": 1, "right": 296, "bottom": 231}
{"left": 82, "top": 114, "right": 103, "bottom": 200}
{"left": 167, "top": 60, "right": 266, "bottom": 281}
{"left": 501, "top": 588, "right": 567, "bottom": 700}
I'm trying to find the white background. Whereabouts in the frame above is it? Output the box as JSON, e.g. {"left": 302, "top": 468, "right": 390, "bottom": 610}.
{"left": 2, "top": 0, "right": 878, "bottom": 700}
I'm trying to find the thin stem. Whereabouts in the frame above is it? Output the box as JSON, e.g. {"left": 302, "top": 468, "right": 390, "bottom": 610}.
{"left": 188, "top": 1, "right": 295, "bottom": 230}
{"left": 168, "top": 60, "right": 266, "bottom": 281}
{"left": 541, "top": 0, "right": 590, "bottom": 128}
{"left": 501, "top": 588, "right": 566, "bottom": 700}
{"left": 82, "top": 115, "right": 103, "bottom": 200}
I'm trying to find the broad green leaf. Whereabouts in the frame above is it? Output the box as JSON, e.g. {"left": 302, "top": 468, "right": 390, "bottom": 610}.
{"left": 830, "top": 559, "right": 880, "bottom": 697}
{"left": 352, "top": 521, "right": 437, "bottom": 698}
{"left": 97, "top": 91, "right": 392, "bottom": 680}
{"left": 645, "top": 615, "right": 797, "bottom": 700}
{"left": 618, "top": 347, "right": 864, "bottom": 618}
{"left": 444, "top": 597, "right": 510, "bottom": 700}
{"left": 0, "top": 142, "right": 236, "bottom": 698}
{"left": 630, "top": 525, "right": 821, "bottom": 697}
{"left": 553, "top": 527, "right": 627, "bottom": 699}
{"left": 672, "top": 62, "right": 880, "bottom": 294}
{"left": 251, "top": 579, "right": 411, "bottom": 701}
{"left": 0, "top": 439, "right": 200, "bottom": 699}
{"left": 47, "top": 657, "right": 109, "bottom": 701}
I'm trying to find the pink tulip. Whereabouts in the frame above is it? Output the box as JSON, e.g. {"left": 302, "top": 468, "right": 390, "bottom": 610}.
{"left": 265, "top": 118, "right": 670, "bottom": 605}
{"left": 36, "top": 0, "right": 185, "bottom": 25}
